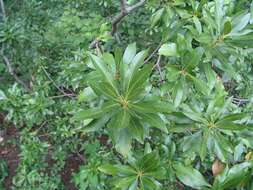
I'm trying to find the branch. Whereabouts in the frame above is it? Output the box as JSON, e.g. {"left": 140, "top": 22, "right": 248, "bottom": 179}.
{"left": 41, "top": 66, "right": 76, "bottom": 98}
{"left": 155, "top": 55, "right": 164, "bottom": 82}
{"left": 1, "top": 0, "right": 30, "bottom": 90}
{"left": 111, "top": 0, "right": 146, "bottom": 35}
{"left": 1, "top": 50, "right": 30, "bottom": 90}
{"left": 144, "top": 42, "right": 162, "bottom": 64}
{"left": 126, "top": 0, "right": 146, "bottom": 12}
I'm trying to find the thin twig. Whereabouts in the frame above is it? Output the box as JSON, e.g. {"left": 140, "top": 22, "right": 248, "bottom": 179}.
{"left": 144, "top": 42, "right": 163, "bottom": 64}
{"left": 155, "top": 55, "right": 164, "bottom": 82}
{"left": 89, "top": 0, "right": 145, "bottom": 49}
{"left": 1, "top": 49, "right": 30, "bottom": 90}
{"left": 41, "top": 66, "right": 76, "bottom": 98}
{"left": 49, "top": 94, "right": 76, "bottom": 99}
{"left": 1, "top": 0, "right": 30, "bottom": 90}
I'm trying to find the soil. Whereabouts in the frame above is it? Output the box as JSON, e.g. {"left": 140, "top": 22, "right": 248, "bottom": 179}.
{"left": 0, "top": 114, "right": 87, "bottom": 190}
{"left": 0, "top": 114, "right": 20, "bottom": 190}
{"left": 60, "top": 153, "right": 85, "bottom": 190}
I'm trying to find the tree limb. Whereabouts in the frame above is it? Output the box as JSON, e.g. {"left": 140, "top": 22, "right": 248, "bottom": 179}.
{"left": 1, "top": 0, "right": 30, "bottom": 90}
{"left": 1, "top": 49, "right": 30, "bottom": 90}
{"left": 41, "top": 66, "right": 76, "bottom": 98}
{"left": 89, "top": 0, "right": 146, "bottom": 49}
{"left": 111, "top": 0, "right": 146, "bottom": 35}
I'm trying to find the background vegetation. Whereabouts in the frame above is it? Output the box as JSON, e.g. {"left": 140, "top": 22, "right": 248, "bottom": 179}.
{"left": 0, "top": 0, "right": 253, "bottom": 189}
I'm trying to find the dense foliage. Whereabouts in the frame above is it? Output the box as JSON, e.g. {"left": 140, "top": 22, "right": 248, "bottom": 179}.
{"left": 0, "top": 0, "right": 253, "bottom": 189}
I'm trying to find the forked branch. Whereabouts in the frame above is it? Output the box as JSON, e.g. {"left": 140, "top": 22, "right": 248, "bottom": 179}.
{"left": 111, "top": 0, "right": 146, "bottom": 35}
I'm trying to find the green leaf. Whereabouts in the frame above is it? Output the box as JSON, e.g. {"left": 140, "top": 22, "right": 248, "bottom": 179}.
{"left": 158, "top": 43, "right": 178, "bottom": 57}
{"left": 124, "top": 50, "right": 148, "bottom": 93}
{"left": 73, "top": 102, "right": 119, "bottom": 120}
{"left": 140, "top": 113, "right": 168, "bottom": 133}
{"left": 151, "top": 8, "right": 164, "bottom": 27}
{"left": 234, "top": 143, "right": 245, "bottom": 161}
{"left": 217, "top": 113, "right": 248, "bottom": 123}
{"left": 167, "top": 112, "right": 194, "bottom": 124}
{"left": 114, "top": 109, "right": 131, "bottom": 129}
{"left": 131, "top": 100, "right": 174, "bottom": 114}
{"left": 126, "top": 64, "right": 153, "bottom": 99}
{"left": 174, "top": 163, "right": 211, "bottom": 189}
{"left": 188, "top": 74, "right": 209, "bottom": 95}
{"left": 182, "top": 111, "right": 207, "bottom": 124}
{"left": 231, "top": 12, "right": 251, "bottom": 33}
{"left": 98, "top": 164, "right": 119, "bottom": 175}
{"left": 89, "top": 81, "right": 118, "bottom": 100}
{"left": 80, "top": 115, "right": 110, "bottom": 133}
{"left": 129, "top": 118, "right": 144, "bottom": 143}
{"left": 193, "top": 16, "right": 202, "bottom": 34}
{"left": 199, "top": 130, "right": 208, "bottom": 161}
{"left": 223, "top": 21, "right": 232, "bottom": 35}
{"left": 174, "top": 79, "right": 184, "bottom": 107}
{"left": 220, "top": 162, "right": 253, "bottom": 189}
{"left": 123, "top": 43, "right": 136, "bottom": 65}
{"left": 117, "top": 165, "right": 137, "bottom": 176}
{"left": 89, "top": 53, "right": 118, "bottom": 95}
{"left": 115, "top": 128, "right": 132, "bottom": 156}
{"left": 213, "top": 134, "right": 229, "bottom": 162}
{"left": 203, "top": 63, "right": 216, "bottom": 91}
{"left": 114, "top": 177, "right": 136, "bottom": 189}
{"left": 128, "top": 179, "right": 138, "bottom": 190}
{"left": 215, "top": 0, "right": 224, "bottom": 33}
{"left": 138, "top": 152, "right": 160, "bottom": 172}
{"left": 141, "top": 177, "right": 159, "bottom": 190}
{"left": 217, "top": 122, "right": 250, "bottom": 131}
{"left": 0, "top": 90, "right": 6, "bottom": 100}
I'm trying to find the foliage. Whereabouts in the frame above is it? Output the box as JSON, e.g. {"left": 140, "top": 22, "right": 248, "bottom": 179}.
{"left": 0, "top": 0, "right": 253, "bottom": 190}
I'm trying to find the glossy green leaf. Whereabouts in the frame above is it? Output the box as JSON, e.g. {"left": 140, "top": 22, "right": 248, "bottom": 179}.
{"left": 231, "top": 12, "right": 251, "bottom": 33}
{"left": 174, "top": 79, "right": 184, "bottom": 107}
{"left": 220, "top": 162, "right": 253, "bottom": 189}
{"left": 89, "top": 53, "right": 118, "bottom": 94}
{"left": 98, "top": 164, "right": 119, "bottom": 175}
{"left": 131, "top": 100, "right": 174, "bottom": 114}
{"left": 126, "top": 64, "right": 153, "bottom": 99}
{"left": 188, "top": 74, "right": 209, "bottom": 95}
{"left": 0, "top": 90, "right": 6, "bottom": 100}
{"left": 158, "top": 43, "right": 178, "bottom": 57}
{"left": 115, "top": 128, "right": 132, "bottom": 156}
{"left": 223, "top": 21, "right": 232, "bottom": 35}
{"left": 174, "top": 163, "right": 211, "bottom": 189}
{"left": 217, "top": 113, "right": 248, "bottom": 124}
{"left": 73, "top": 102, "right": 118, "bottom": 120}
{"left": 193, "top": 16, "right": 202, "bottom": 34}
{"left": 123, "top": 43, "right": 136, "bottom": 65}
{"left": 151, "top": 8, "right": 164, "bottom": 27}
{"left": 114, "top": 109, "right": 131, "bottom": 129}
{"left": 140, "top": 113, "right": 168, "bottom": 133}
